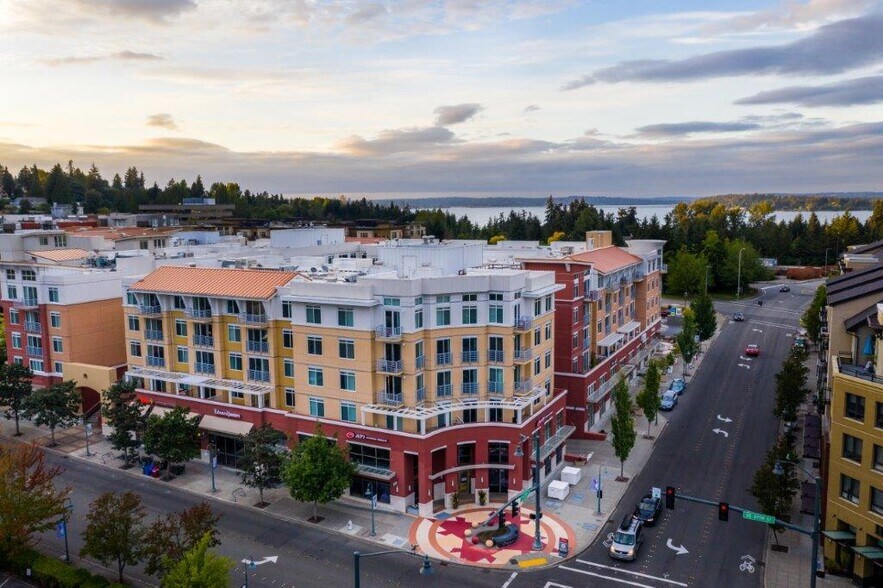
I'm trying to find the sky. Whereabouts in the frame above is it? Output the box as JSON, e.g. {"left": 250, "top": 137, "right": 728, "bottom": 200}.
{"left": 0, "top": 0, "right": 881, "bottom": 198}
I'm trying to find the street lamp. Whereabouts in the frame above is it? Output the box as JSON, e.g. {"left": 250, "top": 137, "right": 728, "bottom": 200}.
{"left": 773, "top": 459, "right": 822, "bottom": 588}
{"left": 365, "top": 483, "right": 377, "bottom": 537}
{"left": 737, "top": 247, "right": 746, "bottom": 299}
{"left": 60, "top": 498, "right": 73, "bottom": 563}
{"left": 513, "top": 431, "right": 544, "bottom": 551}
{"left": 81, "top": 417, "right": 92, "bottom": 457}
{"left": 353, "top": 548, "right": 433, "bottom": 588}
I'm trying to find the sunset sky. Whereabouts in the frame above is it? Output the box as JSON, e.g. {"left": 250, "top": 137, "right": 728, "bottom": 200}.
{"left": 0, "top": 0, "right": 881, "bottom": 197}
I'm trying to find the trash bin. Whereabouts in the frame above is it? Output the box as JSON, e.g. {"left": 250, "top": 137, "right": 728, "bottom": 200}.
{"left": 142, "top": 460, "right": 153, "bottom": 476}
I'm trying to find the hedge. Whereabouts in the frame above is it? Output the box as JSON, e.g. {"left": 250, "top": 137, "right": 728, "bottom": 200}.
{"left": 1, "top": 547, "right": 124, "bottom": 587}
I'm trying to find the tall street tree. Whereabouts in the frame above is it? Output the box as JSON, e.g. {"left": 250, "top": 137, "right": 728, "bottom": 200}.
{"left": 283, "top": 425, "right": 355, "bottom": 522}
{"left": 636, "top": 361, "right": 662, "bottom": 438}
{"left": 0, "top": 363, "right": 33, "bottom": 436}
{"left": 774, "top": 351, "right": 810, "bottom": 423}
{"left": 749, "top": 434, "right": 800, "bottom": 545}
{"left": 801, "top": 285, "right": 827, "bottom": 343}
{"left": 142, "top": 502, "right": 221, "bottom": 579}
{"left": 102, "top": 379, "right": 147, "bottom": 466}
{"left": 241, "top": 424, "right": 288, "bottom": 507}
{"left": 161, "top": 532, "right": 233, "bottom": 588}
{"left": 0, "top": 442, "right": 71, "bottom": 561}
{"left": 21, "top": 380, "right": 81, "bottom": 446}
{"left": 676, "top": 308, "right": 700, "bottom": 364}
{"left": 691, "top": 293, "right": 717, "bottom": 341}
{"left": 610, "top": 378, "right": 636, "bottom": 480}
{"left": 80, "top": 491, "right": 146, "bottom": 584}
{"left": 143, "top": 407, "right": 201, "bottom": 478}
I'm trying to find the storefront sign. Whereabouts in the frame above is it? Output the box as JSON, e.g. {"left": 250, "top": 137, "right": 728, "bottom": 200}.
{"left": 345, "top": 431, "right": 388, "bottom": 444}
{"left": 213, "top": 408, "right": 242, "bottom": 419}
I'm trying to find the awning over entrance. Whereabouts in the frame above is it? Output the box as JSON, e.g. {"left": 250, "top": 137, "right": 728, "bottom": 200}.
{"left": 852, "top": 546, "right": 883, "bottom": 560}
{"left": 597, "top": 332, "right": 624, "bottom": 347}
{"left": 198, "top": 415, "right": 253, "bottom": 437}
{"left": 823, "top": 530, "right": 856, "bottom": 543}
{"left": 140, "top": 405, "right": 191, "bottom": 419}
{"left": 617, "top": 321, "right": 640, "bottom": 334}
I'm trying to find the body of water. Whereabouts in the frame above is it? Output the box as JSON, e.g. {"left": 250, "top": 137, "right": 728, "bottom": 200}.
{"left": 423, "top": 205, "right": 873, "bottom": 227}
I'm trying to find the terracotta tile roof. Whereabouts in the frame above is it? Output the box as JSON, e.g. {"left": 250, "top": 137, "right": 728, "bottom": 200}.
{"left": 64, "top": 227, "right": 180, "bottom": 241}
{"left": 28, "top": 248, "right": 90, "bottom": 262}
{"left": 565, "top": 246, "right": 642, "bottom": 273}
{"left": 130, "top": 266, "right": 298, "bottom": 299}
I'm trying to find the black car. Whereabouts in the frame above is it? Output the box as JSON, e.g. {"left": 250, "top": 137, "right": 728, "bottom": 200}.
{"left": 633, "top": 493, "right": 663, "bottom": 527}
{"left": 779, "top": 284, "right": 791, "bottom": 292}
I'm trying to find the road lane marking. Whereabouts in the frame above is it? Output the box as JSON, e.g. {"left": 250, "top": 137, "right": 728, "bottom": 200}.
{"left": 747, "top": 319, "right": 799, "bottom": 329}
{"left": 543, "top": 583, "right": 572, "bottom": 588}
{"left": 502, "top": 572, "right": 518, "bottom": 588}
{"left": 716, "top": 415, "right": 732, "bottom": 423}
{"left": 576, "top": 560, "right": 689, "bottom": 587}
{"left": 711, "top": 428, "right": 729, "bottom": 438}
{"left": 666, "top": 538, "right": 689, "bottom": 555}
{"left": 736, "top": 363, "right": 750, "bottom": 369}
{"left": 559, "top": 565, "right": 656, "bottom": 587}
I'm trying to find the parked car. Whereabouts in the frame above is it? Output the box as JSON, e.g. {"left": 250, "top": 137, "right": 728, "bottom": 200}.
{"left": 745, "top": 344, "right": 760, "bottom": 357}
{"left": 668, "top": 378, "right": 686, "bottom": 395}
{"left": 660, "top": 390, "right": 678, "bottom": 411}
{"left": 661, "top": 308, "right": 671, "bottom": 318}
{"left": 779, "top": 284, "right": 791, "bottom": 292}
{"left": 633, "top": 492, "right": 663, "bottom": 527}
{"left": 609, "top": 516, "right": 645, "bottom": 561}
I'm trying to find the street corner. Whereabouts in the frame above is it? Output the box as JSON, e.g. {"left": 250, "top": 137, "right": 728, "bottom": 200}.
{"left": 408, "top": 506, "right": 576, "bottom": 570}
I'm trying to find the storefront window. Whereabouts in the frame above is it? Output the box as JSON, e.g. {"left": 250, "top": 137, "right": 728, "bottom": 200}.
{"left": 349, "top": 443, "right": 391, "bottom": 470}
{"left": 350, "top": 477, "right": 390, "bottom": 504}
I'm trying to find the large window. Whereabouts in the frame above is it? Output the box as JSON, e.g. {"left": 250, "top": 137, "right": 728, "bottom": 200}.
{"left": 872, "top": 487, "right": 883, "bottom": 515}
{"left": 306, "top": 305, "right": 322, "bottom": 324}
{"left": 843, "top": 434, "right": 863, "bottom": 463}
{"left": 228, "top": 325, "right": 241, "bottom": 342}
{"left": 283, "top": 359, "right": 294, "bottom": 378}
{"left": 462, "top": 305, "right": 477, "bottom": 324}
{"left": 457, "top": 443, "right": 475, "bottom": 465}
{"left": 282, "top": 301, "right": 292, "bottom": 318}
{"left": 489, "top": 442, "right": 509, "bottom": 464}
{"left": 339, "top": 339, "right": 355, "bottom": 359}
{"left": 841, "top": 474, "right": 860, "bottom": 504}
{"left": 283, "top": 329, "right": 293, "bottom": 349}
{"left": 436, "top": 306, "right": 450, "bottom": 326}
{"left": 340, "top": 402, "right": 356, "bottom": 422}
{"left": 846, "top": 393, "right": 865, "bottom": 421}
{"left": 876, "top": 402, "right": 883, "bottom": 428}
{"left": 229, "top": 353, "right": 242, "bottom": 371}
{"left": 48, "top": 287, "right": 59, "bottom": 303}
{"left": 308, "top": 367, "right": 324, "bottom": 386}
{"left": 309, "top": 397, "right": 324, "bottom": 417}
{"left": 489, "top": 303, "right": 503, "bottom": 324}
{"left": 175, "top": 320, "right": 187, "bottom": 337}
{"left": 307, "top": 336, "right": 323, "bottom": 355}
{"left": 875, "top": 445, "right": 883, "bottom": 472}
{"left": 340, "top": 370, "right": 356, "bottom": 391}
{"left": 127, "top": 315, "right": 140, "bottom": 331}
{"left": 338, "top": 308, "right": 354, "bottom": 327}
{"left": 349, "top": 443, "right": 390, "bottom": 470}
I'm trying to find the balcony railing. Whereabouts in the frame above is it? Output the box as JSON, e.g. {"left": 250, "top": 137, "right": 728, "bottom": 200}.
{"left": 239, "top": 313, "right": 268, "bottom": 325}
{"left": 514, "top": 348, "right": 532, "bottom": 361}
{"left": 195, "top": 362, "right": 215, "bottom": 375}
{"left": 488, "top": 349, "right": 504, "bottom": 363}
{"left": 378, "top": 390, "right": 403, "bottom": 405}
{"left": 376, "top": 326, "right": 402, "bottom": 339}
{"left": 25, "top": 321, "right": 41, "bottom": 333}
{"left": 247, "top": 341, "right": 269, "bottom": 354}
{"left": 145, "top": 329, "right": 164, "bottom": 341}
{"left": 586, "top": 289, "right": 601, "bottom": 302}
{"left": 514, "top": 379, "right": 533, "bottom": 394}
{"left": 461, "top": 382, "right": 479, "bottom": 395}
{"left": 415, "top": 355, "right": 425, "bottom": 369}
{"left": 247, "top": 370, "right": 270, "bottom": 382}
{"left": 187, "top": 308, "right": 212, "bottom": 319}
{"left": 146, "top": 356, "right": 165, "bottom": 367}
{"left": 583, "top": 338, "right": 590, "bottom": 351}
{"left": 26, "top": 346, "right": 43, "bottom": 357}
{"left": 376, "top": 358, "right": 403, "bottom": 373}
{"left": 488, "top": 380, "right": 504, "bottom": 395}
{"left": 139, "top": 304, "right": 161, "bottom": 315}
{"left": 514, "top": 316, "right": 532, "bottom": 331}
{"left": 437, "top": 384, "right": 452, "bottom": 397}
{"left": 533, "top": 425, "right": 577, "bottom": 462}
{"left": 436, "top": 352, "right": 452, "bottom": 366}
{"left": 193, "top": 335, "right": 214, "bottom": 347}
{"left": 837, "top": 356, "right": 883, "bottom": 384}
{"left": 461, "top": 351, "right": 479, "bottom": 363}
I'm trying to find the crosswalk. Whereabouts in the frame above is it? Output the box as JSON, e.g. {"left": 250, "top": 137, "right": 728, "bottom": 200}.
{"left": 512, "top": 559, "right": 690, "bottom": 588}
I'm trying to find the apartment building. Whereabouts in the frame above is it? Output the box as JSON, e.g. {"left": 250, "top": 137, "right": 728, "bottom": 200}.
{"left": 819, "top": 263, "right": 883, "bottom": 585}
{"left": 519, "top": 232, "right": 665, "bottom": 436}
{"left": 125, "top": 239, "right": 573, "bottom": 515}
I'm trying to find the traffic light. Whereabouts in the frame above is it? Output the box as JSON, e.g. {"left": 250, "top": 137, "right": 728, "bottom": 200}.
{"left": 718, "top": 502, "right": 729, "bottom": 522}
{"left": 511, "top": 501, "right": 520, "bottom": 518}
{"left": 665, "top": 486, "right": 675, "bottom": 510}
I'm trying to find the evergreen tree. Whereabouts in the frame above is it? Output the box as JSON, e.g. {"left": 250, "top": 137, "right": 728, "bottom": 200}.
{"left": 101, "top": 380, "right": 146, "bottom": 466}
{"left": 691, "top": 293, "right": 717, "bottom": 341}
{"left": 190, "top": 175, "right": 206, "bottom": 199}
{"left": 676, "top": 308, "right": 700, "bottom": 363}
{"left": 610, "top": 378, "right": 636, "bottom": 480}
{"left": 636, "top": 361, "right": 662, "bottom": 438}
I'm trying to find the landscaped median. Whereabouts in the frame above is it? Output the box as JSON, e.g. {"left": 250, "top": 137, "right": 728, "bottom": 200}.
{"left": 1, "top": 547, "right": 125, "bottom": 588}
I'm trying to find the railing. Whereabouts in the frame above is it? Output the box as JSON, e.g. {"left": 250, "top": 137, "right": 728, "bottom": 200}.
{"left": 837, "top": 357, "right": 883, "bottom": 384}
{"left": 187, "top": 308, "right": 212, "bottom": 319}
{"left": 193, "top": 335, "right": 214, "bottom": 347}
{"left": 25, "top": 321, "right": 41, "bottom": 333}
{"left": 589, "top": 376, "right": 619, "bottom": 403}
{"left": 247, "top": 370, "right": 270, "bottom": 382}
{"left": 146, "top": 356, "right": 165, "bottom": 367}
{"left": 461, "top": 351, "right": 479, "bottom": 363}
{"left": 586, "top": 289, "right": 601, "bottom": 302}
{"left": 534, "top": 425, "right": 576, "bottom": 462}
{"left": 26, "top": 346, "right": 43, "bottom": 357}
{"left": 415, "top": 355, "right": 425, "bottom": 369}
{"left": 583, "top": 338, "right": 590, "bottom": 351}
{"left": 379, "top": 390, "right": 403, "bottom": 405}
{"left": 514, "top": 379, "right": 533, "bottom": 394}
{"left": 239, "top": 313, "right": 267, "bottom": 325}
{"left": 488, "top": 349, "right": 504, "bottom": 363}
{"left": 195, "top": 362, "right": 215, "bottom": 375}
{"left": 376, "top": 359, "right": 403, "bottom": 373}
{"left": 139, "top": 304, "right": 161, "bottom": 315}
{"left": 514, "top": 348, "right": 532, "bottom": 361}
{"left": 488, "top": 380, "right": 504, "bottom": 395}
{"left": 461, "top": 382, "right": 479, "bottom": 395}
{"left": 247, "top": 341, "right": 269, "bottom": 353}
{"left": 514, "top": 316, "right": 532, "bottom": 331}
{"left": 437, "top": 384, "right": 452, "bottom": 397}
{"left": 145, "top": 329, "right": 164, "bottom": 341}
{"left": 416, "top": 387, "right": 425, "bottom": 402}
{"left": 376, "top": 326, "right": 402, "bottom": 338}
{"left": 436, "top": 352, "right": 452, "bottom": 366}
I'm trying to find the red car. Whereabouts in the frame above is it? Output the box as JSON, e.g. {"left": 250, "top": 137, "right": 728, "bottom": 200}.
{"left": 745, "top": 344, "right": 760, "bottom": 357}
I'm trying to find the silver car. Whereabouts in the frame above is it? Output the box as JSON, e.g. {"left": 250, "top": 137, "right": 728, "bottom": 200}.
{"left": 609, "top": 517, "right": 644, "bottom": 561}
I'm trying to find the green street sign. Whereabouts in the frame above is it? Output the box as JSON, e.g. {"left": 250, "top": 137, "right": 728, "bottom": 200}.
{"left": 519, "top": 488, "right": 532, "bottom": 502}
{"left": 742, "top": 510, "right": 776, "bottom": 524}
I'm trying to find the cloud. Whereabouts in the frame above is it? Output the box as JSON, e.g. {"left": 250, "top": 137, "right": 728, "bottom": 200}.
{"left": 433, "top": 103, "right": 484, "bottom": 126}
{"left": 43, "top": 51, "right": 163, "bottom": 66}
{"left": 736, "top": 75, "right": 883, "bottom": 107}
{"left": 146, "top": 114, "right": 178, "bottom": 130}
{"left": 563, "top": 14, "right": 883, "bottom": 89}
{"left": 334, "top": 126, "right": 456, "bottom": 156}
{"left": 702, "top": 0, "right": 876, "bottom": 35}
{"left": 523, "top": 104, "right": 541, "bottom": 113}
{"left": 69, "top": 0, "right": 196, "bottom": 24}
{"left": 635, "top": 121, "right": 762, "bottom": 137}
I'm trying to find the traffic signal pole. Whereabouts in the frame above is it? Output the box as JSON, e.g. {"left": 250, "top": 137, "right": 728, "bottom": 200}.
{"left": 668, "top": 490, "right": 810, "bottom": 535}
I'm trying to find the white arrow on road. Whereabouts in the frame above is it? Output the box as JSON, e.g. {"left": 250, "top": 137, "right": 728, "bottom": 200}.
{"left": 717, "top": 415, "right": 733, "bottom": 423}
{"left": 712, "top": 428, "right": 729, "bottom": 438}
{"left": 737, "top": 363, "right": 751, "bottom": 369}
{"left": 666, "top": 538, "right": 689, "bottom": 555}
{"left": 739, "top": 356, "right": 753, "bottom": 361}
{"left": 242, "top": 556, "right": 278, "bottom": 566}
{"left": 785, "top": 333, "right": 793, "bottom": 337}
{"left": 752, "top": 328, "right": 763, "bottom": 333}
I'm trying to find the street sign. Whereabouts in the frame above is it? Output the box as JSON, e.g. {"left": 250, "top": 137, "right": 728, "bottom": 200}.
{"left": 211, "top": 456, "right": 218, "bottom": 469}
{"left": 56, "top": 521, "right": 66, "bottom": 538}
{"left": 519, "top": 488, "right": 532, "bottom": 502}
{"left": 742, "top": 510, "right": 776, "bottom": 524}
{"left": 371, "top": 495, "right": 377, "bottom": 509}
{"left": 85, "top": 423, "right": 93, "bottom": 436}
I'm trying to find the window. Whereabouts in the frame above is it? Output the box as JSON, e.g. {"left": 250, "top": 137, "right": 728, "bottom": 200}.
{"left": 841, "top": 474, "right": 860, "bottom": 504}
{"left": 127, "top": 315, "right": 140, "bottom": 331}
{"left": 490, "top": 292, "right": 503, "bottom": 302}
{"left": 175, "top": 320, "right": 187, "bottom": 337}
{"left": 48, "top": 287, "right": 59, "bottom": 303}
{"left": 462, "top": 305, "right": 477, "bottom": 324}
{"left": 874, "top": 445, "right": 883, "bottom": 472}
{"left": 226, "top": 300, "right": 240, "bottom": 314}
{"left": 436, "top": 295, "right": 450, "bottom": 303}
{"left": 489, "top": 442, "right": 508, "bottom": 464}
{"left": 873, "top": 487, "right": 883, "bottom": 515}
{"left": 458, "top": 443, "right": 475, "bottom": 465}
{"left": 573, "top": 307, "right": 579, "bottom": 323}
{"left": 415, "top": 296, "right": 423, "bottom": 306}
{"left": 340, "top": 370, "right": 356, "bottom": 391}
{"left": 282, "top": 301, "right": 293, "bottom": 319}
{"left": 6, "top": 285, "right": 16, "bottom": 299}
{"left": 228, "top": 325, "right": 241, "bottom": 342}
{"left": 338, "top": 307, "right": 354, "bottom": 327}
{"left": 341, "top": 402, "right": 356, "bottom": 422}
{"left": 284, "top": 359, "right": 294, "bottom": 378}
{"left": 177, "top": 347, "right": 189, "bottom": 364}
{"left": 52, "top": 337, "right": 63, "bottom": 353}
{"left": 383, "top": 297, "right": 401, "bottom": 306}
{"left": 349, "top": 443, "right": 390, "bottom": 469}
{"left": 174, "top": 296, "right": 185, "bottom": 309}
{"left": 284, "top": 389, "right": 296, "bottom": 408}
{"left": 545, "top": 350, "right": 552, "bottom": 369}
{"left": 545, "top": 295, "right": 552, "bottom": 312}
{"left": 11, "top": 333, "right": 21, "bottom": 349}
{"left": 437, "top": 370, "right": 452, "bottom": 397}
{"left": 307, "top": 336, "right": 323, "bottom": 355}
{"left": 54, "top": 235, "right": 66, "bottom": 248}
{"left": 534, "top": 299, "right": 541, "bottom": 316}
{"left": 846, "top": 393, "right": 865, "bottom": 421}
{"left": 415, "top": 308, "right": 423, "bottom": 328}
{"left": 545, "top": 322, "right": 551, "bottom": 340}
{"left": 12, "top": 356, "right": 22, "bottom": 365}
{"left": 534, "top": 357, "right": 541, "bottom": 376}
{"left": 489, "top": 408, "right": 503, "bottom": 423}
{"left": 309, "top": 397, "right": 325, "bottom": 417}
{"left": 9, "top": 309, "right": 19, "bottom": 325}
{"left": 5, "top": 269, "right": 14, "bottom": 280}
{"left": 534, "top": 328, "right": 541, "bottom": 346}
{"left": 139, "top": 240, "right": 148, "bottom": 250}
{"left": 29, "top": 358, "right": 43, "bottom": 372}
{"left": 308, "top": 367, "right": 324, "bottom": 386}
{"left": 22, "top": 269, "right": 35, "bottom": 281}
{"left": 126, "top": 292, "right": 137, "bottom": 305}
{"left": 876, "top": 402, "right": 883, "bottom": 428}
{"left": 53, "top": 361, "right": 62, "bottom": 373}
{"left": 339, "top": 339, "right": 355, "bottom": 359}
{"left": 436, "top": 306, "right": 450, "bottom": 326}
{"left": 843, "top": 434, "right": 863, "bottom": 462}
{"left": 306, "top": 305, "right": 321, "bottom": 324}
{"left": 229, "top": 353, "right": 242, "bottom": 371}
{"left": 38, "top": 236, "right": 48, "bottom": 246}
{"left": 129, "top": 341, "right": 141, "bottom": 357}
{"left": 488, "top": 303, "right": 503, "bottom": 324}
{"left": 283, "top": 329, "right": 293, "bottom": 349}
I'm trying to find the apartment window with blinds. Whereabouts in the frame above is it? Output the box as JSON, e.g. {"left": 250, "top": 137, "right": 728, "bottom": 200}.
{"left": 488, "top": 304, "right": 503, "bottom": 324}
{"left": 308, "top": 367, "right": 324, "bottom": 386}
{"left": 462, "top": 305, "right": 477, "bottom": 324}
{"left": 309, "top": 397, "right": 324, "bottom": 418}
{"left": 845, "top": 393, "right": 865, "bottom": 421}
{"left": 843, "top": 434, "right": 863, "bottom": 463}
{"left": 841, "top": 474, "right": 860, "bottom": 504}
{"left": 340, "top": 371, "right": 356, "bottom": 391}
{"left": 228, "top": 325, "right": 241, "bottom": 342}
{"left": 436, "top": 306, "right": 450, "bottom": 326}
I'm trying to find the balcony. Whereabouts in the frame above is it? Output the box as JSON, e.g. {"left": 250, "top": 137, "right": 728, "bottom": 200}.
{"left": 376, "top": 358, "right": 403, "bottom": 373}
{"left": 25, "top": 321, "right": 41, "bottom": 333}
{"left": 139, "top": 304, "right": 161, "bottom": 316}
{"left": 514, "top": 348, "right": 532, "bottom": 362}
{"left": 247, "top": 370, "right": 270, "bottom": 382}
{"left": 836, "top": 356, "right": 883, "bottom": 385}
{"left": 415, "top": 355, "right": 425, "bottom": 370}
{"left": 437, "top": 383, "right": 452, "bottom": 398}
{"left": 416, "top": 387, "right": 425, "bottom": 402}
{"left": 26, "top": 346, "right": 43, "bottom": 357}
{"left": 514, "top": 379, "right": 533, "bottom": 394}
{"left": 375, "top": 326, "right": 402, "bottom": 340}
{"left": 583, "top": 313, "right": 590, "bottom": 325}
{"left": 436, "top": 352, "right": 452, "bottom": 366}
{"left": 195, "top": 362, "right": 215, "bottom": 375}
{"left": 531, "top": 425, "right": 577, "bottom": 462}
{"left": 514, "top": 316, "right": 532, "bottom": 331}
{"left": 187, "top": 308, "right": 212, "bottom": 320}
{"left": 461, "top": 350, "right": 479, "bottom": 364}
{"left": 488, "top": 380, "right": 504, "bottom": 395}
{"left": 146, "top": 356, "right": 165, "bottom": 367}
{"left": 247, "top": 341, "right": 269, "bottom": 354}
{"left": 461, "top": 382, "right": 479, "bottom": 395}
{"left": 586, "top": 289, "right": 601, "bottom": 302}
{"left": 239, "top": 313, "right": 268, "bottom": 326}
{"left": 193, "top": 335, "right": 214, "bottom": 347}
{"left": 378, "top": 390, "right": 403, "bottom": 405}
{"left": 488, "top": 350, "right": 504, "bottom": 363}
{"left": 145, "top": 329, "right": 164, "bottom": 341}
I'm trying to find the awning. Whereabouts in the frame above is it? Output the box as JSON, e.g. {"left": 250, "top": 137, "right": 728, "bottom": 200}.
{"left": 198, "top": 415, "right": 253, "bottom": 437}
{"left": 823, "top": 530, "right": 856, "bottom": 543}
{"left": 617, "top": 321, "right": 640, "bottom": 334}
{"left": 852, "top": 546, "right": 883, "bottom": 560}
{"left": 597, "top": 333, "right": 625, "bottom": 347}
